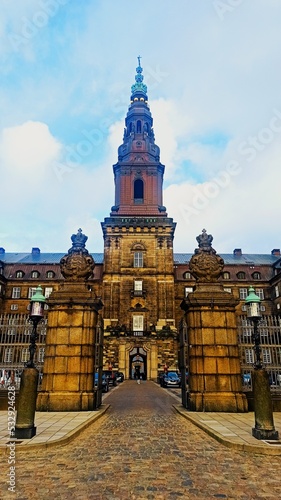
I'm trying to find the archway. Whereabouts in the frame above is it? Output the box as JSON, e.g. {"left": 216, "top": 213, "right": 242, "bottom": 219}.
{"left": 129, "top": 346, "right": 147, "bottom": 380}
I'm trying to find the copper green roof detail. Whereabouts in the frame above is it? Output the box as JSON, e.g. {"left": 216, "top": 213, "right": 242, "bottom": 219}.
{"left": 131, "top": 56, "right": 148, "bottom": 98}
{"left": 245, "top": 286, "right": 261, "bottom": 304}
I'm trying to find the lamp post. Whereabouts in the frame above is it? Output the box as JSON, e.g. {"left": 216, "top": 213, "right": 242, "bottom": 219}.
{"left": 27, "top": 286, "right": 46, "bottom": 367}
{"left": 15, "top": 286, "right": 46, "bottom": 439}
{"left": 245, "top": 287, "right": 278, "bottom": 440}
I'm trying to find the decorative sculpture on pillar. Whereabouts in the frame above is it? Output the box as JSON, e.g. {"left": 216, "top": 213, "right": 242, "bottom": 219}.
{"left": 60, "top": 228, "right": 95, "bottom": 281}
{"left": 189, "top": 229, "right": 224, "bottom": 282}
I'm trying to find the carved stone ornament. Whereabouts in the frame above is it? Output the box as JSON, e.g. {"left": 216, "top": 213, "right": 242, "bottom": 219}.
{"left": 60, "top": 229, "right": 95, "bottom": 281}
{"left": 189, "top": 229, "right": 224, "bottom": 282}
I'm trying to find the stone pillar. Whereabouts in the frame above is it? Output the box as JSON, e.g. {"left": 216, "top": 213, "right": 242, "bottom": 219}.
{"left": 37, "top": 229, "right": 103, "bottom": 411}
{"left": 181, "top": 229, "right": 247, "bottom": 413}
{"left": 150, "top": 341, "right": 158, "bottom": 381}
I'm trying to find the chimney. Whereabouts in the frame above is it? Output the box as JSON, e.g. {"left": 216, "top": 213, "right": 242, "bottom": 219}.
{"left": 32, "top": 247, "right": 40, "bottom": 255}
{"left": 233, "top": 249, "right": 242, "bottom": 256}
{"left": 271, "top": 249, "right": 280, "bottom": 256}
{"left": 0, "top": 248, "right": 5, "bottom": 254}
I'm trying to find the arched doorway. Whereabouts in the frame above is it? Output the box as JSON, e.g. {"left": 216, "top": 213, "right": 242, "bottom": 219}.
{"left": 129, "top": 347, "right": 147, "bottom": 380}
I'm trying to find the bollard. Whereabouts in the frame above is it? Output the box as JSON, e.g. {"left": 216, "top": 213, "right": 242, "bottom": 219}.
{"left": 15, "top": 367, "right": 39, "bottom": 439}
{"left": 252, "top": 368, "right": 279, "bottom": 440}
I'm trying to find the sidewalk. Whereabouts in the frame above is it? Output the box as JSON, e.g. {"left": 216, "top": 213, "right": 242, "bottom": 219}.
{"left": 0, "top": 383, "right": 281, "bottom": 455}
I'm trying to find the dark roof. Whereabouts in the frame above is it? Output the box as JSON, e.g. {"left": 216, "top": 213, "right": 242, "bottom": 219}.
{"left": 0, "top": 253, "right": 104, "bottom": 264}
{"left": 173, "top": 253, "right": 279, "bottom": 265}
{"left": 0, "top": 252, "right": 279, "bottom": 267}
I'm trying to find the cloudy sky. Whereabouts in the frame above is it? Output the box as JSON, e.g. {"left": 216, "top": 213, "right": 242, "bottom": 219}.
{"left": 1, "top": 0, "right": 281, "bottom": 255}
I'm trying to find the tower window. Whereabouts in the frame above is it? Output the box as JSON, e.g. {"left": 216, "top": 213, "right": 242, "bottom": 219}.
{"left": 134, "top": 252, "right": 143, "bottom": 268}
{"left": 134, "top": 179, "right": 144, "bottom": 203}
{"left": 136, "top": 120, "right": 141, "bottom": 133}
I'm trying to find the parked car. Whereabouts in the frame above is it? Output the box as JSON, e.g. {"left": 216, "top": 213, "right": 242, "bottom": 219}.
{"left": 103, "top": 370, "right": 117, "bottom": 386}
{"left": 162, "top": 371, "right": 181, "bottom": 388}
{"left": 115, "top": 371, "right": 124, "bottom": 383}
{"left": 94, "top": 372, "right": 109, "bottom": 393}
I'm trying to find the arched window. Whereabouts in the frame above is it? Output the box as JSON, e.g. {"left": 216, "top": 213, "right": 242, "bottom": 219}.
{"left": 31, "top": 271, "right": 40, "bottom": 279}
{"left": 183, "top": 272, "right": 192, "bottom": 279}
{"left": 46, "top": 271, "right": 55, "bottom": 279}
{"left": 252, "top": 272, "right": 261, "bottom": 280}
{"left": 223, "top": 272, "right": 230, "bottom": 280}
{"left": 237, "top": 271, "right": 246, "bottom": 280}
{"left": 134, "top": 179, "right": 144, "bottom": 203}
{"left": 16, "top": 270, "right": 24, "bottom": 278}
{"left": 136, "top": 120, "right": 141, "bottom": 133}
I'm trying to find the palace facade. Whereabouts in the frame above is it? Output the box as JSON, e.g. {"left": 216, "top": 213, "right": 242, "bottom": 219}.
{"left": 1, "top": 62, "right": 281, "bottom": 383}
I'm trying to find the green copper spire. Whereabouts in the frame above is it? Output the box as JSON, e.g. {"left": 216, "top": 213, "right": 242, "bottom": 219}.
{"left": 131, "top": 55, "right": 148, "bottom": 99}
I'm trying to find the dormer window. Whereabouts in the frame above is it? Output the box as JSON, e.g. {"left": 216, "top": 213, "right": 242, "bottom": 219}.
{"left": 31, "top": 271, "right": 40, "bottom": 279}
{"left": 183, "top": 272, "right": 192, "bottom": 279}
{"left": 237, "top": 272, "right": 246, "bottom": 280}
{"left": 16, "top": 270, "right": 24, "bottom": 278}
{"left": 252, "top": 272, "right": 261, "bottom": 280}
{"left": 223, "top": 272, "right": 230, "bottom": 280}
{"left": 46, "top": 271, "right": 55, "bottom": 279}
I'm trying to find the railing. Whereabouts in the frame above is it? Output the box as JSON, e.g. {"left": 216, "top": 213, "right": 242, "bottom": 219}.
{"left": 0, "top": 313, "right": 46, "bottom": 389}
{"left": 238, "top": 315, "right": 281, "bottom": 391}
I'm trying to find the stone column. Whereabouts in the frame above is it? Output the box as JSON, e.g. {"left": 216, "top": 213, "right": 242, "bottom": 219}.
{"left": 37, "top": 229, "right": 103, "bottom": 411}
{"left": 181, "top": 229, "right": 247, "bottom": 413}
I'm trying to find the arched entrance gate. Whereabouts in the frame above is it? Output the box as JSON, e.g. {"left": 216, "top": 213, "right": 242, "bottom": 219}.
{"left": 129, "top": 347, "right": 147, "bottom": 380}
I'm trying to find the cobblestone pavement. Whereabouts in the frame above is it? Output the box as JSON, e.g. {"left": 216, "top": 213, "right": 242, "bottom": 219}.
{"left": 2, "top": 381, "right": 281, "bottom": 500}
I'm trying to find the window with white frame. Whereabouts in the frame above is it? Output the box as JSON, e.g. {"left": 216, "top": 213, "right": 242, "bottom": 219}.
{"left": 44, "top": 287, "right": 53, "bottom": 299}
{"left": 134, "top": 280, "right": 143, "bottom": 295}
{"left": 46, "top": 271, "right": 55, "bottom": 279}
{"left": 12, "top": 287, "right": 21, "bottom": 299}
{"left": 21, "top": 348, "right": 29, "bottom": 363}
{"left": 245, "top": 348, "right": 254, "bottom": 364}
{"left": 275, "top": 285, "right": 279, "bottom": 298}
{"left": 255, "top": 289, "right": 264, "bottom": 300}
{"left": 10, "top": 304, "right": 18, "bottom": 311}
{"left": 134, "top": 252, "right": 143, "bottom": 268}
{"left": 28, "top": 287, "right": 37, "bottom": 298}
{"left": 133, "top": 315, "right": 144, "bottom": 332}
{"left": 16, "top": 270, "right": 24, "bottom": 278}
{"left": 183, "top": 272, "right": 192, "bottom": 279}
{"left": 262, "top": 349, "right": 271, "bottom": 364}
{"left": 38, "top": 348, "right": 45, "bottom": 363}
{"left": 223, "top": 272, "right": 230, "bottom": 280}
{"left": 223, "top": 288, "right": 232, "bottom": 294}
{"left": 31, "top": 271, "right": 40, "bottom": 278}
{"left": 184, "top": 287, "right": 193, "bottom": 297}
{"left": 239, "top": 288, "right": 248, "bottom": 300}
{"left": 4, "top": 348, "right": 13, "bottom": 363}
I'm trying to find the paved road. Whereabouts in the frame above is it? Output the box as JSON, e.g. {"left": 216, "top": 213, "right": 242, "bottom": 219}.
{"left": 2, "top": 381, "right": 281, "bottom": 499}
